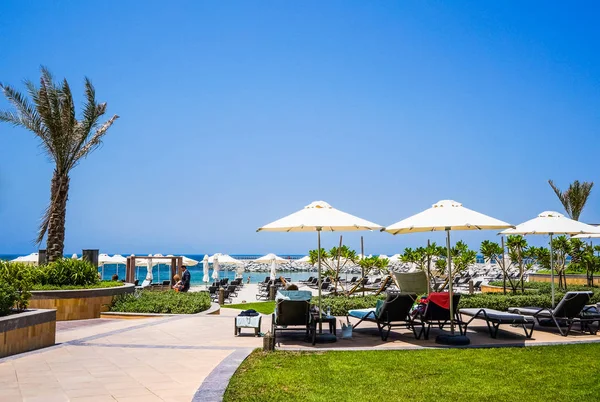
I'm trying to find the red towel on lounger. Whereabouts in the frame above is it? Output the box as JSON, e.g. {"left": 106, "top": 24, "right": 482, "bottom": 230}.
{"left": 427, "top": 292, "right": 450, "bottom": 309}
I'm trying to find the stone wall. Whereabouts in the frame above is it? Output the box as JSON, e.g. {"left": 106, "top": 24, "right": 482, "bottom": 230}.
{"left": 29, "top": 284, "right": 135, "bottom": 321}
{"left": 0, "top": 309, "right": 56, "bottom": 358}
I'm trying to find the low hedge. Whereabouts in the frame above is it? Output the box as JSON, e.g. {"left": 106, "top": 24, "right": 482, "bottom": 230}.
{"left": 110, "top": 290, "right": 211, "bottom": 314}
{"left": 31, "top": 281, "right": 123, "bottom": 291}
{"left": 314, "top": 295, "right": 386, "bottom": 316}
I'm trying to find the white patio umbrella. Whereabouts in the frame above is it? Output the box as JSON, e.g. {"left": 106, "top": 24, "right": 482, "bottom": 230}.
{"left": 258, "top": 200, "right": 382, "bottom": 322}
{"left": 202, "top": 255, "right": 210, "bottom": 285}
{"left": 388, "top": 254, "right": 402, "bottom": 263}
{"left": 98, "top": 253, "right": 113, "bottom": 279}
{"left": 255, "top": 253, "right": 287, "bottom": 280}
{"left": 165, "top": 255, "right": 200, "bottom": 267}
{"left": 71, "top": 253, "right": 78, "bottom": 259}
{"left": 501, "top": 212, "right": 600, "bottom": 307}
{"left": 212, "top": 254, "right": 220, "bottom": 280}
{"left": 384, "top": 199, "right": 513, "bottom": 343}
{"left": 11, "top": 253, "right": 39, "bottom": 266}
{"left": 296, "top": 255, "right": 311, "bottom": 263}
{"left": 209, "top": 254, "right": 241, "bottom": 264}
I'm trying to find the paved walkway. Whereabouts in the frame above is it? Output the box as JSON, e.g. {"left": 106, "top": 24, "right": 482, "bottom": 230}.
{"left": 1, "top": 299, "right": 599, "bottom": 401}
{"left": 0, "top": 309, "right": 262, "bottom": 402}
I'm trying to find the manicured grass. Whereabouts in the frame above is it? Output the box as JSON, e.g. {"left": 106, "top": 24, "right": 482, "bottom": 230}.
{"left": 223, "top": 301, "right": 276, "bottom": 315}
{"left": 32, "top": 281, "right": 124, "bottom": 291}
{"left": 110, "top": 290, "right": 211, "bottom": 314}
{"left": 224, "top": 344, "right": 600, "bottom": 402}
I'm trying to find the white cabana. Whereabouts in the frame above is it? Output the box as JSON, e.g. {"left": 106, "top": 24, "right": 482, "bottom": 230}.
{"left": 384, "top": 199, "right": 513, "bottom": 344}
{"left": 212, "top": 254, "right": 220, "bottom": 280}
{"left": 11, "top": 253, "right": 39, "bottom": 266}
{"left": 501, "top": 211, "right": 600, "bottom": 307}
{"left": 202, "top": 255, "right": 210, "bottom": 284}
{"left": 258, "top": 200, "right": 382, "bottom": 323}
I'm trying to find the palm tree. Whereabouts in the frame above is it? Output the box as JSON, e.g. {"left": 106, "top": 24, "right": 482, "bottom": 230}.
{"left": 0, "top": 67, "right": 118, "bottom": 262}
{"left": 548, "top": 180, "right": 594, "bottom": 221}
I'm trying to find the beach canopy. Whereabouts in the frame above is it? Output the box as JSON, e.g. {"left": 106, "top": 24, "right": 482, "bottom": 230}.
{"left": 258, "top": 200, "right": 382, "bottom": 326}
{"left": 573, "top": 232, "right": 600, "bottom": 239}
{"left": 384, "top": 199, "right": 513, "bottom": 235}
{"left": 110, "top": 254, "right": 127, "bottom": 265}
{"left": 500, "top": 211, "right": 600, "bottom": 307}
{"left": 11, "top": 253, "right": 39, "bottom": 265}
{"left": 383, "top": 199, "right": 512, "bottom": 343}
{"left": 501, "top": 211, "right": 600, "bottom": 236}
{"left": 202, "top": 255, "right": 210, "bottom": 283}
{"left": 257, "top": 200, "right": 383, "bottom": 232}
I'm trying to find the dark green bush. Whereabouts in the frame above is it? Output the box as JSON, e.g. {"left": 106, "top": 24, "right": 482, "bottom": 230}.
{"left": 0, "top": 261, "right": 33, "bottom": 311}
{"left": 313, "top": 295, "right": 386, "bottom": 316}
{"left": 31, "top": 281, "right": 123, "bottom": 291}
{"left": 37, "top": 259, "right": 100, "bottom": 287}
{"left": 0, "top": 282, "right": 19, "bottom": 316}
{"left": 110, "top": 291, "right": 211, "bottom": 314}
{"left": 459, "top": 293, "right": 555, "bottom": 311}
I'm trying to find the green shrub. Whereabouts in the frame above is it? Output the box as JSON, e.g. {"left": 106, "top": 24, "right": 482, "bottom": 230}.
{"left": 0, "top": 282, "right": 19, "bottom": 316}
{"left": 313, "top": 295, "right": 386, "bottom": 316}
{"left": 459, "top": 293, "right": 555, "bottom": 311}
{"left": 37, "top": 259, "right": 99, "bottom": 287}
{"left": 31, "top": 281, "right": 123, "bottom": 291}
{"left": 110, "top": 291, "right": 211, "bottom": 314}
{"left": 0, "top": 261, "right": 34, "bottom": 311}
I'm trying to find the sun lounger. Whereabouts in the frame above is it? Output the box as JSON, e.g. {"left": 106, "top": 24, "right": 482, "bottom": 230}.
{"left": 271, "top": 291, "right": 312, "bottom": 342}
{"left": 508, "top": 291, "right": 593, "bottom": 336}
{"left": 413, "top": 292, "right": 463, "bottom": 340}
{"left": 347, "top": 292, "right": 421, "bottom": 340}
{"left": 459, "top": 308, "right": 535, "bottom": 338}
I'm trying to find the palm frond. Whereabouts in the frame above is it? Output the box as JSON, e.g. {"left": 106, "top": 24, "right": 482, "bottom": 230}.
{"left": 71, "top": 114, "right": 119, "bottom": 166}
{"left": 548, "top": 179, "right": 572, "bottom": 218}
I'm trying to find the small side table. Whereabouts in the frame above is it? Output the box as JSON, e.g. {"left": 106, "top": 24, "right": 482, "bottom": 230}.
{"left": 310, "top": 314, "right": 337, "bottom": 345}
{"left": 235, "top": 315, "right": 262, "bottom": 337}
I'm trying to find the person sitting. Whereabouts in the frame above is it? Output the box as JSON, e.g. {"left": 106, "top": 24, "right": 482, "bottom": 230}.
{"left": 285, "top": 283, "right": 299, "bottom": 291}
{"left": 172, "top": 274, "right": 184, "bottom": 292}
{"left": 111, "top": 274, "right": 119, "bottom": 281}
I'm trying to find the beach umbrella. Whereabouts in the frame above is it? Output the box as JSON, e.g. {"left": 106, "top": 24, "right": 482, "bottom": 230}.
{"left": 209, "top": 254, "right": 242, "bottom": 265}
{"left": 388, "top": 254, "right": 402, "bottom": 263}
{"left": 378, "top": 254, "right": 389, "bottom": 260}
{"left": 202, "top": 255, "right": 210, "bottom": 284}
{"left": 296, "top": 255, "right": 311, "bottom": 263}
{"left": 254, "top": 253, "right": 288, "bottom": 264}
{"left": 11, "top": 253, "right": 39, "bottom": 266}
{"left": 384, "top": 199, "right": 513, "bottom": 344}
{"left": 212, "top": 254, "right": 220, "bottom": 280}
{"left": 236, "top": 263, "right": 245, "bottom": 278}
{"left": 97, "top": 253, "right": 113, "bottom": 279}
{"left": 501, "top": 212, "right": 600, "bottom": 307}
{"left": 71, "top": 253, "right": 78, "bottom": 259}
{"left": 258, "top": 200, "right": 382, "bottom": 324}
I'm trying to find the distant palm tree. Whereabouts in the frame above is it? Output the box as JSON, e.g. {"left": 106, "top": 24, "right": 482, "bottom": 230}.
{"left": 0, "top": 67, "right": 118, "bottom": 262}
{"left": 548, "top": 179, "right": 594, "bottom": 221}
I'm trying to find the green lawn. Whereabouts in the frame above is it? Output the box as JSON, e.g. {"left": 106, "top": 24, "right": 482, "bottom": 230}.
{"left": 222, "top": 301, "right": 275, "bottom": 315}
{"left": 224, "top": 344, "right": 600, "bottom": 402}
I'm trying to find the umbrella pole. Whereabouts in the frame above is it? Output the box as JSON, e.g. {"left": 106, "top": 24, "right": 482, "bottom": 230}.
{"left": 361, "top": 236, "right": 365, "bottom": 297}
{"left": 318, "top": 228, "right": 322, "bottom": 320}
{"left": 101, "top": 263, "right": 105, "bottom": 280}
{"left": 446, "top": 229, "right": 454, "bottom": 335}
{"left": 550, "top": 233, "right": 555, "bottom": 308}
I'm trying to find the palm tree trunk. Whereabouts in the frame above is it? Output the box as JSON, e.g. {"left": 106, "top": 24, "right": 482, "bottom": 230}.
{"left": 46, "top": 172, "right": 69, "bottom": 262}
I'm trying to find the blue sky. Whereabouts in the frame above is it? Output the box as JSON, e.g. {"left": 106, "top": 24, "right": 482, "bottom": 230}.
{"left": 0, "top": 1, "right": 598, "bottom": 255}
